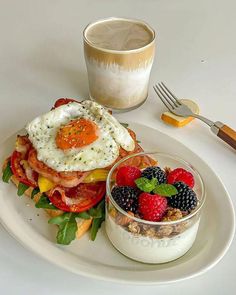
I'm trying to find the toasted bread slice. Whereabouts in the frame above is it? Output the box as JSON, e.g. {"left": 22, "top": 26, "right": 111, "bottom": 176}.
{"left": 2, "top": 158, "right": 92, "bottom": 239}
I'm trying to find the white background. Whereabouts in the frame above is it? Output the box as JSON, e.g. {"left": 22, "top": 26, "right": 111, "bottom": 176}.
{"left": 0, "top": 0, "right": 235, "bottom": 294}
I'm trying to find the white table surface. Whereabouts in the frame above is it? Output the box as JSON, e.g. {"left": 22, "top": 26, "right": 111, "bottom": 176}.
{"left": 0, "top": 0, "right": 235, "bottom": 294}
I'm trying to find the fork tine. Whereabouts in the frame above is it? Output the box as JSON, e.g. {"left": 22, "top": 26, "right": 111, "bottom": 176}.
{"left": 160, "top": 82, "right": 181, "bottom": 105}
{"left": 153, "top": 85, "right": 173, "bottom": 111}
{"left": 158, "top": 83, "right": 179, "bottom": 107}
{"left": 155, "top": 84, "right": 176, "bottom": 109}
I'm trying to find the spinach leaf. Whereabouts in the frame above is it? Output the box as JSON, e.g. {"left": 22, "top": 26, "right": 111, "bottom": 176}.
{"left": 48, "top": 213, "right": 70, "bottom": 225}
{"left": 90, "top": 217, "right": 104, "bottom": 241}
{"left": 76, "top": 211, "right": 91, "bottom": 219}
{"left": 2, "top": 161, "right": 13, "bottom": 183}
{"left": 90, "top": 199, "right": 105, "bottom": 241}
{"left": 88, "top": 207, "right": 102, "bottom": 218}
{"left": 56, "top": 213, "right": 77, "bottom": 245}
{"left": 31, "top": 187, "right": 40, "bottom": 199}
{"left": 48, "top": 199, "right": 105, "bottom": 244}
{"left": 17, "top": 182, "right": 29, "bottom": 196}
{"left": 35, "top": 194, "right": 57, "bottom": 210}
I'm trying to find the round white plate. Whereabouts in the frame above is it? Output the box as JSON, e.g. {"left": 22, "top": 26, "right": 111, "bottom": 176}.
{"left": 0, "top": 122, "right": 234, "bottom": 285}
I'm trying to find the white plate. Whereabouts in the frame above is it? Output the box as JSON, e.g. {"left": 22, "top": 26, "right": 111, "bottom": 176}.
{"left": 0, "top": 122, "right": 234, "bottom": 285}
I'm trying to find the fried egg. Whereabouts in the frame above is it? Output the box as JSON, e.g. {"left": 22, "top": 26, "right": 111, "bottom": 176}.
{"left": 26, "top": 100, "right": 135, "bottom": 172}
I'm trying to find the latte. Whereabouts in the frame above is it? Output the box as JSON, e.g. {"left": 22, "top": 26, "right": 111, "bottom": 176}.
{"left": 85, "top": 19, "right": 153, "bottom": 51}
{"left": 83, "top": 18, "right": 155, "bottom": 111}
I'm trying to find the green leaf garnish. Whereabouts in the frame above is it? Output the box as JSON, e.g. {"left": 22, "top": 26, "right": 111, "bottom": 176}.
{"left": 2, "top": 162, "right": 13, "bottom": 183}
{"left": 120, "top": 122, "right": 129, "bottom": 128}
{"left": 48, "top": 199, "right": 105, "bottom": 244}
{"left": 35, "top": 194, "right": 57, "bottom": 209}
{"left": 96, "top": 199, "right": 105, "bottom": 213}
{"left": 153, "top": 184, "right": 178, "bottom": 196}
{"left": 56, "top": 213, "right": 77, "bottom": 245}
{"left": 90, "top": 218, "right": 104, "bottom": 241}
{"left": 17, "top": 182, "right": 29, "bottom": 196}
{"left": 48, "top": 211, "right": 91, "bottom": 245}
{"left": 76, "top": 211, "right": 92, "bottom": 219}
{"left": 90, "top": 199, "right": 105, "bottom": 241}
{"left": 135, "top": 177, "right": 158, "bottom": 193}
{"left": 48, "top": 213, "right": 70, "bottom": 225}
{"left": 88, "top": 207, "right": 102, "bottom": 218}
{"left": 31, "top": 187, "right": 40, "bottom": 199}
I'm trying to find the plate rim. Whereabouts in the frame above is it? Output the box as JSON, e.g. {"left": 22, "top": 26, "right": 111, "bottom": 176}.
{"left": 0, "top": 122, "right": 235, "bottom": 285}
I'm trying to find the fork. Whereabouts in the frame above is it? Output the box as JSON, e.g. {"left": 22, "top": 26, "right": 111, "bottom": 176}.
{"left": 154, "top": 82, "right": 236, "bottom": 150}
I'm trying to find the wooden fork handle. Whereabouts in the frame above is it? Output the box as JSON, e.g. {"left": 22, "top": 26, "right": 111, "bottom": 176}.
{"left": 212, "top": 122, "right": 236, "bottom": 150}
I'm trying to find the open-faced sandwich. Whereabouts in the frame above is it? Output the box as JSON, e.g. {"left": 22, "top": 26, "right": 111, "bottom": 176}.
{"left": 2, "top": 98, "right": 154, "bottom": 245}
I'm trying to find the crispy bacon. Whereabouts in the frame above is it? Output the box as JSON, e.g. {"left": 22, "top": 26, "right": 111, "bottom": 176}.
{"left": 50, "top": 187, "right": 82, "bottom": 206}
{"left": 27, "top": 149, "right": 89, "bottom": 187}
{"left": 26, "top": 128, "right": 155, "bottom": 187}
{"left": 107, "top": 129, "right": 157, "bottom": 169}
{"left": 20, "top": 160, "right": 38, "bottom": 186}
{"left": 15, "top": 135, "right": 31, "bottom": 155}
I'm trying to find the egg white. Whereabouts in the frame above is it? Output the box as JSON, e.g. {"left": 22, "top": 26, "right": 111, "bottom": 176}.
{"left": 26, "top": 100, "right": 135, "bottom": 172}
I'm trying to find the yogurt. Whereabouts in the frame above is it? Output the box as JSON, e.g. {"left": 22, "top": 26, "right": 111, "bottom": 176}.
{"left": 105, "top": 214, "right": 200, "bottom": 263}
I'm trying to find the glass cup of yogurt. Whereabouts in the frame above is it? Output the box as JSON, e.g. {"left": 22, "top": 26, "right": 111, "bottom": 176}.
{"left": 83, "top": 17, "right": 155, "bottom": 112}
{"left": 105, "top": 152, "right": 205, "bottom": 264}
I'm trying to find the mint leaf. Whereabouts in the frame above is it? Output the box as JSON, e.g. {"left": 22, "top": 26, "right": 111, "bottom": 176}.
{"left": 120, "top": 122, "right": 129, "bottom": 128}
{"left": 153, "top": 184, "right": 178, "bottom": 196}
{"left": 56, "top": 213, "right": 77, "bottom": 245}
{"left": 2, "top": 161, "right": 13, "bottom": 183}
{"left": 17, "top": 182, "right": 29, "bottom": 196}
{"left": 135, "top": 177, "right": 158, "bottom": 193}
{"left": 90, "top": 199, "right": 105, "bottom": 241}
{"left": 31, "top": 187, "right": 40, "bottom": 199}
{"left": 35, "top": 194, "right": 57, "bottom": 209}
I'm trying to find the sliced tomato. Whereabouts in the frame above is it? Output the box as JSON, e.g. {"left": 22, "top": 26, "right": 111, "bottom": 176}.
{"left": 48, "top": 182, "right": 106, "bottom": 212}
{"left": 53, "top": 98, "right": 79, "bottom": 109}
{"left": 11, "top": 151, "right": 37, "bottom": 187}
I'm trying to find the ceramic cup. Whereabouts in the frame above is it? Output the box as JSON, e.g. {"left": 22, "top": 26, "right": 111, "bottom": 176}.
{"left": 83, "top": 17, "right": 155, "bottom": 112}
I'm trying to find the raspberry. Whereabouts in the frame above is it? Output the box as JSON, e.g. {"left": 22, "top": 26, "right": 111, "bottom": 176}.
{"left": 168, "top": 182, "right": 198, "bottom": 212}
{"left": 141, "top": 166, "right": 167, "bottom": 184}
{"left": 116, "top": 166, "right": 141, "bottom": 187}
{"left": 138, "top": 193, "right": 167, "bottom": 221}
{"left": 111, "top": 186, "right": 139, "bottom": 213}
{"left": 167, "top": 168, "right": 194, "bottom": 188}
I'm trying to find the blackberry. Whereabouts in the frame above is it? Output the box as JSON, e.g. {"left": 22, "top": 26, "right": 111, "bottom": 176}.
{"left": 141, "top": 166, "right": 167, "bottom": 184}
{"left": 168, "top": 182, "right": 198, "bottom": 212}
{"left": 111, "top": 186, "right": 139, "bottom": 213}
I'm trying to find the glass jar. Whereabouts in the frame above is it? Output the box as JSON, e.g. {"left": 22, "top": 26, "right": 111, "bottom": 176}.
{"left": 105, "top": 152, "right": 205, "bottom": 263}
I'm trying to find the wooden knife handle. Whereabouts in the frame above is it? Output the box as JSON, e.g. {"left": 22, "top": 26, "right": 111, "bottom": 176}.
{"left": 217, "top": 124, "right": 236, "bottom": 150}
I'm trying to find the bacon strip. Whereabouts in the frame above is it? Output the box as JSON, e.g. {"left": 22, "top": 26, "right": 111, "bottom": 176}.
{"left": 27, "top": 149, "right": 89, "bottom": 187}
{"left": 15, "top": 135, "right": 31, "bottom": 155}
{"left": 26, "top": 128, "right": 156, "bottom": 187}
{"left": 50, "top": 187, "right": 84, "bottom": 206}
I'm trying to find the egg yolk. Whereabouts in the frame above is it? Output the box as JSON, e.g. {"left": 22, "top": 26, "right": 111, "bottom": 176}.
{"left": 56, "top": 118, "right": 99, "bottom": 150}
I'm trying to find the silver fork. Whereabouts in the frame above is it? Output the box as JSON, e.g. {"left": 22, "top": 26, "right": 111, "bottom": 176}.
{"left": 154, "top": 82, "right": 236, "bottom": 150}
